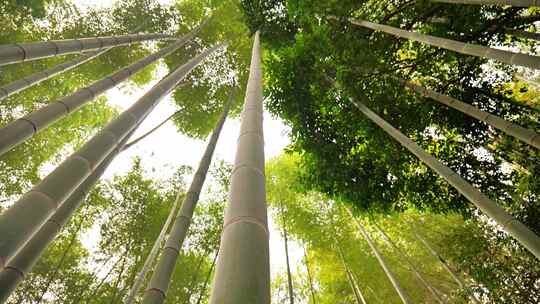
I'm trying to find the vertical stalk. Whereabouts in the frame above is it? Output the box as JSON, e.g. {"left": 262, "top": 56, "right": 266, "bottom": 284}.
{"left": 141, "top": 93, "right": 232, "bottom": 304}
{"left": 350, "top": 98, "right": 540, "bottom": 259}
{"left": 209, "top": 31, "right": 270, "bottom": 304}
{"left": 279, "top": 203, "right": 295, "bottom": 304}
{"left": 194, "top": 250, "right": 219, "bottom": 304}
{"left": 0, "top": 44, "right": 220, "bottom": 271}
{"left": 337, "top": 245, "right": 367, "bottom": 304}
{"left": 345, "top": 208, "right": 412, "bottom": 304}
{"left": 373, "top": 224, "right": 445, "bottom": 304}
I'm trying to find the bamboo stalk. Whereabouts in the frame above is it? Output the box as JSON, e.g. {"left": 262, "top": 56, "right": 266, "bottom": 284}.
{"left": 123, "top": 193, "right": 180, "bottom": 304}
{"left": 347, "top": 18, "right": 540, "bottom": 70}
{"left": 141, "top": 94, "right": 232, "bottom": 304}
{"left": 0, "top": 33, "right": 172, "bottom": 66}
{"left": 345, "top": 209, "right": 412, "bottom": 304}
{"left": 351, "top": 99, "right": 540, "bottom": 259}
{"left": 506, "top": 28, "right": 540, "bottom": 41}
{"left": 399, "top": 79, "right": 540, "bottom": 149}
{"left": 0, "top": 44, "right": 221, "bottom": 268}
{"left": 208, "top": 31, "right": 270, "bottom": 304}
{"left": 0, "top": 25, "right": 202, "bottom": 157}
{"left": 0, "top": 49, "right": 110, "bottom": 102}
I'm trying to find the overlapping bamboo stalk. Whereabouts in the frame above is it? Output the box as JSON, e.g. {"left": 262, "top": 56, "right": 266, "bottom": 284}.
{"left": 124, "top": 192, "right": 180, "bottom": 304}
{"left": 0, "top": 124, "right": 138, "bottom": 302}
{"left": 399, "top": 79, "right": 540, "bottom": 149}
{"left": 0, "top": 49, "right": 110, "bottom": 102}
{"left": 0, "top": 25, "right": 202, "bottom": 157}
{"left": 0, "top": 33, "right": 172, "bottom": 66}
{"left": 351, "top": 99, "right": 540, "bottom": 259}
{"left": 0, "top": 44, "right": 220, "bottom": 268}
{"left": 345, "top": 209, "right": 412, "bottom": 304}
{"left": 209, "top": 31, "right": 271, "bottom": 304}
{"left": 141, "top": 94, "right": 232, "bottom": 304}
{"left": 347, "top": 18, "right": 540, "bottom": 70}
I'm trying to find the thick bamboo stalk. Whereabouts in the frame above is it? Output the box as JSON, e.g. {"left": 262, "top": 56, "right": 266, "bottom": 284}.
{"left": 0, "top": 125, "right": 135, "bottom": 302}
{"left": 506, "top": 28, "right": 540, "bottom": 41}
{"left": 345, "top": 209, "right": 412, "bottom": 304}
{"left": 209, "top": 31, "right": 270, "bottom": 304}
{"left": 123, "top": 194, "right": 180, "bottom": 304}
{"left": 0, "top": 25, "right": 202, "bottom": 157}
{"left": 0, "top": 44, "right": 220, "bottom": 268}
{"left": 431, "top": 0, "right": 540, "bottom": 6}
{"left": 141, "top": 96, "right": 232, "bottom": 304}
{"left": 351, "top": 99, "right": 540, "bottom": 259}
{"left": 0, "top": 49, "right": 110, "bottom": 102}
{"left": 400, "top": 79, "right": 540, "bottom": 149}
{"left": 0, "top": 32, "right": 172, "bottom": 66}
{"left": 348, "top": 18, "right": 540, "bottom": 70}
{"left": 374, "top": 224, "right": 445, "bottom": 304}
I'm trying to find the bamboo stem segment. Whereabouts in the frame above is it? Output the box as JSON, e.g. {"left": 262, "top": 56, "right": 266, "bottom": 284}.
{"left": 348, "top": 18, "right": 540, "bottom": 70}
{"left": 0, "top": 25, "right": 202, "bottom": 157}
{"left": 400, "top": 79, "right": 540, "bottom": 149}
{"left": 0, "top": 33, "right": 172, "bottom": 66}
{"left": 351, "top": 99, "right": 540, "bottom": 259}
{"left": 0, "top": 44, "right": 221, "bottom": 268}
{"left": 140, "top": 95, "right": 232, "bottom": 304}
{"left": 209, "top": 31, "right": 271, "bottom": 304}
{"left": 0, "top": 49, "right": 110, "bottom": 102}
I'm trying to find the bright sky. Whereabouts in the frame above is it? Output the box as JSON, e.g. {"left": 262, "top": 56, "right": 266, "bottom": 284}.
{"left": 72, "top": 0, "right": 306, "bottom": 289}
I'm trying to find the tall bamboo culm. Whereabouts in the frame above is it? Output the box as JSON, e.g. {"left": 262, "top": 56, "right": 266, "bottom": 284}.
{"left": 0, "top": 24, "right": 203, "bottom": 157}
{"left": 124, "top": 191, "right": 180, "bottom": 304}
{"left": 351, "top": 99, "right": 540, "bottom": 259}
{"left": 374, "top": 224, "right": 446, "bottom": 304}
{"left": 345, "top": 209, "right": 412, "bottom": 304}
{"left": 399, "top": 79, "right": 540, "bottom": 149}
{"left": 0, "top": 44, "right": 220, "bottom": 268}
{"left": 337, "top": 246, "right": 367, "bottom": 304}
{"left": 140, "top": 93, "right": 232, "bottom": 304}
{"left": 0, "top": 33, "right": 172, "bottom": 66}
{"left": 346, "top": 18, "right": 540, "bottom": 70}
{"left": 0, "top": 49, "right": 110, "bottom": 102}
{"left": 208, "top": 31, "right": 271, "bottom": 304}
{"left": 431, "top": 0, "right": 540, "bottom": 7}
{"left": 0, "top": 124, "right": 138, "bottom": 302}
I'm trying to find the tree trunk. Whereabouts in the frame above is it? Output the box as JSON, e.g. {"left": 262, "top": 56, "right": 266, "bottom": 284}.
{"left": 373, "top": 224, "right": 445, "bottom": 304}
{"left": 0, "top": 23, "right": 203, "bottom": 157}
{"left": 0, "top": 49, "right": 110, "bottom": 102}
{"left": 411, "top": 227, "right": 481, "bottom": 304}
{"left": 0, "top": 44, "right": 221, "bottom": 272}
{"left": 337, "top": 246, "right": 367, "bottom": 304}
{"left": 506, "top": 28, "right": 540, "bottom": 41}
{"left": 350, "top": 99, "right": 540, "bottom": 259}
{"left": 123, "top": 194, "right": 181, "bottom": 304}
{"left": 344, "top": 208, "right": 412, "bottom": 304}
{"left": 208, "top": 31, "right": 271, "bottom": 304}
{"left": 399, "top": 79, "right": 540, "bottom": 149}
{"left": 303, "top": 247, "right": 317, "bottom": 304}
{"left": 346, "top": 18, "right": 540, "bottom": 70}
{"left": 0, "top": 33, "right": 173, "bottom": 66}
{"left": 431, "top": 0, "right": 540, "bottom": 7}
{"left": 141, "top": 93, "right": 233, "bottom": 304}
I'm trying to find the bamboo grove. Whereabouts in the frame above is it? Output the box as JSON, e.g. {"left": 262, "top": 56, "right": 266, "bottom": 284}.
{"left": 0, "top": 0, "right": 539, "bottom": 303}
